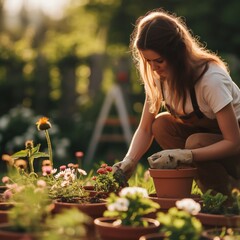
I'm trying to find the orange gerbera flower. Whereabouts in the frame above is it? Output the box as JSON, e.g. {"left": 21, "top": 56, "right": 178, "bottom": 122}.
{"left": 36, "top": 117, "right": 52, "bottom": 131}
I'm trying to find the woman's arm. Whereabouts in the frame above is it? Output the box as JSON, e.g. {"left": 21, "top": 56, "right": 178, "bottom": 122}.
{"left": 125, "top": 97, "right": 156, "bottom": 161}
{"left": 192, "top": 103, "right": 240, "bottom": 161}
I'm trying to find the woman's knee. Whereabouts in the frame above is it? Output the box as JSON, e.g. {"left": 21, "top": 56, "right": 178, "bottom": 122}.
{"left": 185, "top": 133, "right": 222, "bottom": 149}
{"left": 185, "top": 134, "right": 201, "bottom": 149}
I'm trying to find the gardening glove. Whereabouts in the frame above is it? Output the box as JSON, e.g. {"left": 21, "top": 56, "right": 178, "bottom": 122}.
{"left": 112, "top": 156, "right": 138, "bottom": 183}
{"left": 148, "top": 149, "right": 193, "bottom": 169}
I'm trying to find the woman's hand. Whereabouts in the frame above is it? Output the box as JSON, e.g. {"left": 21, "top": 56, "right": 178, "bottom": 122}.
{"left": 148, "top": 149, "right": 193, "bottom": 169}
{"left": 112, "top": 156, "right": 138, "bottom": 180}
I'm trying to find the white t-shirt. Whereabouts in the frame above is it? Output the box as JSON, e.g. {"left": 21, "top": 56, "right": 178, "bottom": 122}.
{"left": 163, "top": 63, "right": 240, "bottom": 121}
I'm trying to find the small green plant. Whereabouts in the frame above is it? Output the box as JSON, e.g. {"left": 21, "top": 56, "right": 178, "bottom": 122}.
{"left": 104, "top": 186, "right": 160, "bottom": 226}
{"left": 227, "top": 188, "right": 240, "bottom": 215}
{"left": 92, "top": 163, "right": 121, "bottom": 193}
{"left": 201, "top": 189, "right": 228, "bottom": 214}
{"left": 157, "top": 198, "right": 202, "bottom": 240}
{"left": 11, "top": 140, "right": 49, "bottom": 173}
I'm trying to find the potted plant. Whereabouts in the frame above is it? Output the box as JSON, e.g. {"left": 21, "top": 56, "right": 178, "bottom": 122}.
{"left": 94, "top": 186, "right": 160, "bottom": 240}
{"left": 140, "top": 198, "right": 203, "bottom": 240}
{"left": 48, "top": 164, "right": 107, "bottom": 219}
{"left": 91, "top": 163, "right": 121, "bottom": 197}
{"left": 196, "top": 188, "right": 240, "bottom": 228}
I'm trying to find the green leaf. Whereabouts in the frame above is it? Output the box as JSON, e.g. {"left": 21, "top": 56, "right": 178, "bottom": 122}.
{"left": 32, "top": 152, "right": 49, "bottom": 159}
{"left": 11, "top": 150, "right": 29, "bottom": 159}
{"left": 32, "top": 144, "right": 41, "bottom": 154}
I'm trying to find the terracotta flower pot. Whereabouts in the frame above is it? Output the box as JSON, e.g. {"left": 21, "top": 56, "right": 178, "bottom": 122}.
{"left": 53, "top": 199, "right": 107, "bottom": 219}
{"left": 0, "top": 223, "right": 94, "bottom": 240}
{"left": 94, "top": 217, "right": 160, "bottom": 240}
{"left": 148, "top": 193, "right": 201, "bottom": 213}
{"left": 0, "top": 223, "right": 44, "bottom": 240}
{"left": 196, "top": 212, "right": 240, "bottom": 228}
{"left": 139, "top": 232, "right": 166, "bottom": 240}
{"left": 201, "top": 227, "right": 240, "bottom": 239}
{"left": 149, "top": 167, "right": 198, "bottom": 198}
{"left": 0, "top": 203, "right": 14, "bottom": 224}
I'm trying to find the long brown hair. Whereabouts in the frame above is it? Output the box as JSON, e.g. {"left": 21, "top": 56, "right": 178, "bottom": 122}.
{"left": 130, "top": 9, "right": 228, "bottom": 114}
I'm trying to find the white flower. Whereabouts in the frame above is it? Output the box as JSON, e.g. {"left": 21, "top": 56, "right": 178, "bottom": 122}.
{"left": 51, "top": 168, "right": 57, "bottom": 174}
{"left": 61, "top": 180, "right": 70, "bottom": 187}
{"left": 64, "top": 171, "right": 75, "bottom": 182}
{"left": 108, "top": 198, "right": 129, "bottom": 212}
{"left": 55, "top": 171, "right": 65, "bottom": 179}
{"left": 77, "top": 168, "right": 87, "bottom": 175}
{"left": 119, "top": 187, "right": 148, "bottom": 198}
{"left": 176, "top": 198, "right": 201, "bottom": 215}
{"left": 37, "top": 179, "right": 47, "bottom": 188}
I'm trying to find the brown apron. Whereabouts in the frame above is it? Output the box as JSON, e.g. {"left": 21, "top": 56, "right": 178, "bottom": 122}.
{"left": 161, "top": 85, "right": 240, "bottom": 195}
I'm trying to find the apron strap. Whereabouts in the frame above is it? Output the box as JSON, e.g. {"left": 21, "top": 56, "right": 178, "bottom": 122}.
{"left": 190, "top": 86, "right": 204, "bottom": 119}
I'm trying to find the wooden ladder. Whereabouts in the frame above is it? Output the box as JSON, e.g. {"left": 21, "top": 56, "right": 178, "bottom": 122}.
{"left": 85, "top": 84, "right": 136, "bottom": 165}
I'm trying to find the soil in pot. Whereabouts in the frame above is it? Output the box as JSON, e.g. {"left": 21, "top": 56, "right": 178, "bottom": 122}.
{"left": 94, "top": 217, "right": 160, "bottom": 240}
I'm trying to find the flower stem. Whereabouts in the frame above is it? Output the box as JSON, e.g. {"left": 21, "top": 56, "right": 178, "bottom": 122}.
{"left": 29, "top": 156, "right": 34, "bottom": 173}
{"left": 45, "top": 130, "right": 53, "bottom": 167}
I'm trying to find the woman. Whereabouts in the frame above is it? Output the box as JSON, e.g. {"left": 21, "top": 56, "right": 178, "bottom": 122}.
{"left": 113, "top": 9, "right": 240, "bottom": 195}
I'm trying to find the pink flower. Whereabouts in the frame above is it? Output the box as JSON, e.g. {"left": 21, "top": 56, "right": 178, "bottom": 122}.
{"left": 3, "top": 189, "right": 13, "bottom": 199}
{"left": 60, "top": 165, "right": 66, "bottom": 171}
{"left": 75, "top": 151, "right": 84, "bottom": 158}
{"left": 42, "top": 165, "right": 53, "bottom": 176}
{"left": 2, "top": 176, "right": 10, "bottom": 184}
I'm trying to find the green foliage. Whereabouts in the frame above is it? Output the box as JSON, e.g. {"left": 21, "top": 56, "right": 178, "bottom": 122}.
{"left": 128, "top": 163, "right": 155, "bottom": 194}
{"left": 230, "top": 188, "right": 240, "bottom": 215}
{"left": 191, "top": 180, "right": 203, "bottom": 196}
{"left": 11, "top": 144, "right": 48, "bottom": 159}
{"left": 157, "top": 207, "right": 202, "bottom": 240}
{"left": 201, "top": 189, "right": 228, "bottom": 214}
